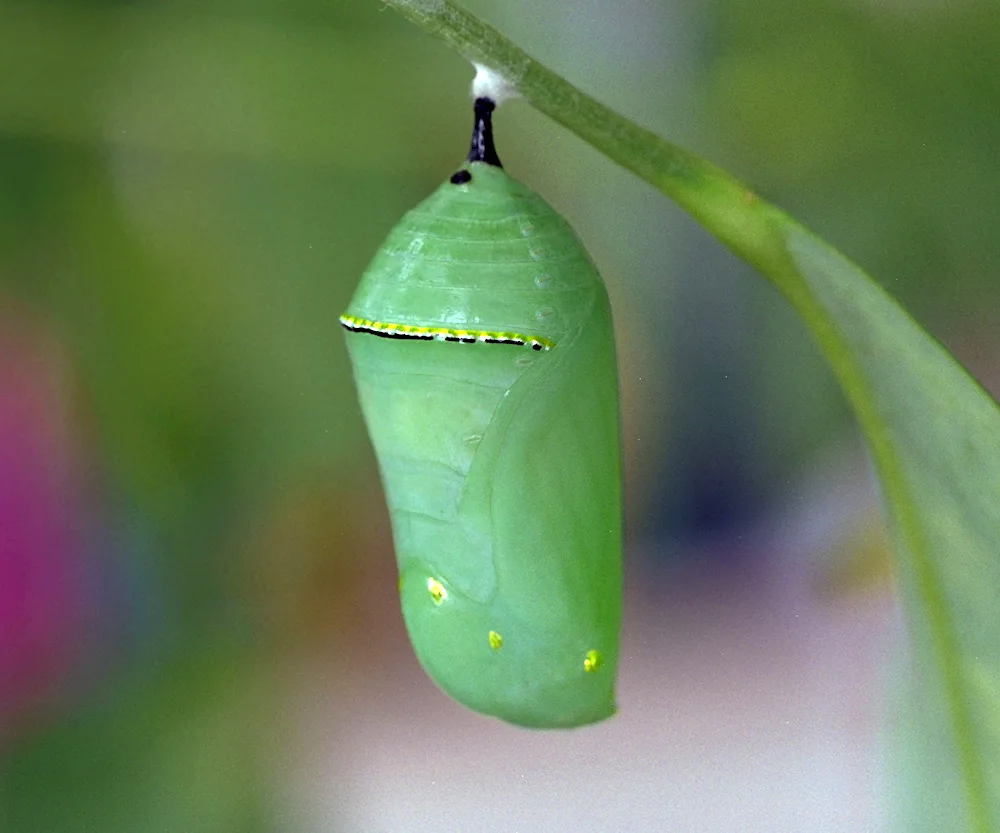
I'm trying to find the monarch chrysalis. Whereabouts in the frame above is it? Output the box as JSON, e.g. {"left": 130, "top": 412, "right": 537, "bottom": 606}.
{"left": 341, "top": 95, "right": 623, "bottom": 728}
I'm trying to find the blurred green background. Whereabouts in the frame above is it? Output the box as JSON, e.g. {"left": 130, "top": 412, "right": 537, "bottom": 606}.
{"left": 1, "top": 0, "right": 997, "bottom": 830}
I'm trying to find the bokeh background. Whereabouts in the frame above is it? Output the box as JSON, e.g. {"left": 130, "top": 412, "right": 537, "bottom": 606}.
{"left": 1, "top": 0, "right": 998, "bottom": 829}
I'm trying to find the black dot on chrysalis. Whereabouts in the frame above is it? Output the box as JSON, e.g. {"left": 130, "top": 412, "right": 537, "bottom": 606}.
{"left": 450, "top": 170, "right": 473, "bottom": 185}
{"left": 468, "top": 97, "right": 502, "bottom": 168}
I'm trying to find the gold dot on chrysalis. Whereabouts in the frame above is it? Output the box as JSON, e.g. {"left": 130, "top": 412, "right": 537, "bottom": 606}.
{"left": 583, "top": 649, "right": 602, "bottom": 673}
{"left": 488, "top": 631, "right": 503, "bottom": 650}
{"left": 427, "top": 577, "right": 447, "bottom": 605}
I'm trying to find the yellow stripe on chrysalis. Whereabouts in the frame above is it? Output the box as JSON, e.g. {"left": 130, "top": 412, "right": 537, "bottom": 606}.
{"left": 340, "top": 314, "right": 555, "bottom": 352}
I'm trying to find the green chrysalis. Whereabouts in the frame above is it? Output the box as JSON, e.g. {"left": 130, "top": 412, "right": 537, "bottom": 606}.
{"left": 341, "top": 97, "right": 623, "bottom": 728}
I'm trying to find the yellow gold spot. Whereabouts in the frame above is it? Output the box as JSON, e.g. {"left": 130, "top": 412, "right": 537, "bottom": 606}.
{"left": 488, "top": 630, "right": 503, "bottom": 650}
{"left": 583, "top": 649, "right": 602, "bottom": 673}
{"left": 427, "top": 577, "right": 447, "bottom": 605}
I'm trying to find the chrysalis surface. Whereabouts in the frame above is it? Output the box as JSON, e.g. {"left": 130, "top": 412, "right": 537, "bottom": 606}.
{"left": 340, "top": 98, "right": 623, "bottom": 728}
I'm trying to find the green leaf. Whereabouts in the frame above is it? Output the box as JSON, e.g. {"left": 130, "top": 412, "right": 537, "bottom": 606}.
{"left": 785, "top": 225, "right": 1000, "bottom": 830}
{"left": 382, "top": 1, "right": 1000, "bottom": 827}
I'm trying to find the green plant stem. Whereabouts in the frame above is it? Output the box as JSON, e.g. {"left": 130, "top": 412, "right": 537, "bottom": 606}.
{"left": 383, "top": 1, "right": 777, "bottom": 280}
{"left": 382, "top": 1, "right": 995, "bottom": 829}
